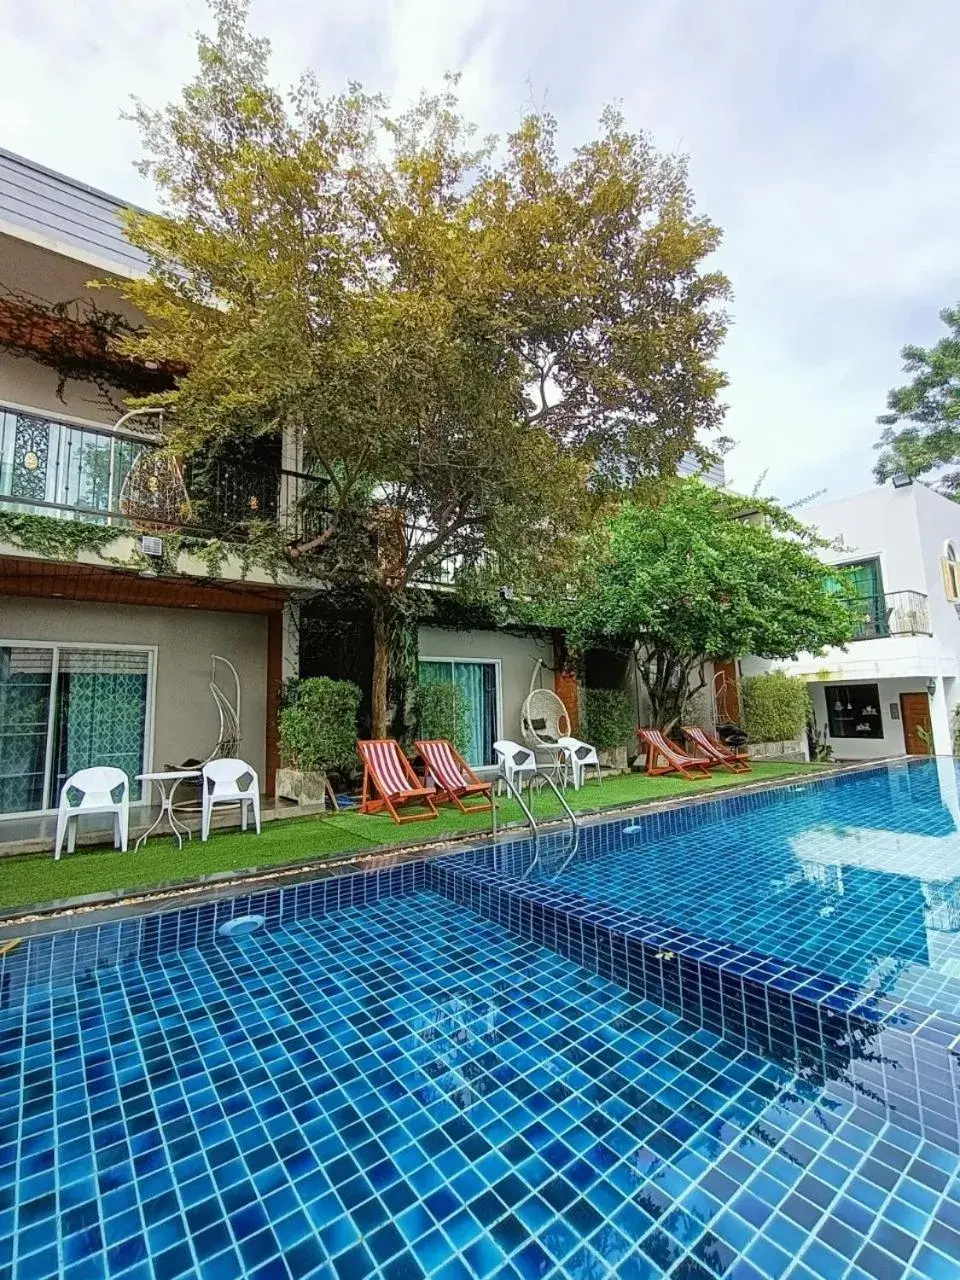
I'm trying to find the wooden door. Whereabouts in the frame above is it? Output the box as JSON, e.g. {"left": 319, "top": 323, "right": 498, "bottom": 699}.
{"left": 900, "top": 692, "right": 933, "bottom": 755}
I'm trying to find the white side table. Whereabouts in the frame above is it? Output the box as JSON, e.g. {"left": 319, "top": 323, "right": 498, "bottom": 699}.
{"left": 135, "top": 770, "right": 201, "bottom": 850}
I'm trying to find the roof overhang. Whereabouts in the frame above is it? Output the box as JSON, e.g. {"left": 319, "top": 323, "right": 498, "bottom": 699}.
{"left": 0, "top": 556, "right": 291, "bottom": 615}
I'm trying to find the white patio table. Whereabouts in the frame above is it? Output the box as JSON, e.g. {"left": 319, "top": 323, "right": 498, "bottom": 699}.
{"left": 135, "top": 770, "right": 201, "bottom": 851}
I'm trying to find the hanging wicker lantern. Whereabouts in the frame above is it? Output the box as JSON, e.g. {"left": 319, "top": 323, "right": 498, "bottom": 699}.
{"left": 119, "top": 451, "right": 192, "bottom": 533}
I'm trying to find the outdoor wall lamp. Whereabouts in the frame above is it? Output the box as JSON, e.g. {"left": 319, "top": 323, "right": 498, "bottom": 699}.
{"left": 926, "top": 677, "right": 938, "bottom": 697}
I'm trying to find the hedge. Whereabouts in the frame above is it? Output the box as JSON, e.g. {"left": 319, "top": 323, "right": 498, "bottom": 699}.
{"left": 741, "top": 670, "right": 811, "bottom": 743}
{"left": 278, "top": 677, "right": 362, "bottom": 773}
{"left": 580, "top": 686, "right": 635, "bottom": 751}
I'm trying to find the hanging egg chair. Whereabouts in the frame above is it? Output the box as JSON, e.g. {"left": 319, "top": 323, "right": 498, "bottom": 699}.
{"left": 520, "top": 659, "right": 571, "bottom": 752}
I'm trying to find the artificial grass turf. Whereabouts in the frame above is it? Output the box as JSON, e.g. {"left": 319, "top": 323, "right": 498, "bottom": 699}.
{"left": 0, "top": 761, "right": 825, "bottom": 913}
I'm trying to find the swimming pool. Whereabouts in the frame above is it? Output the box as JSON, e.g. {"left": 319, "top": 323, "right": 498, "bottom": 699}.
{"left": 3, "top": 889, "right": 960, "bottom": 1279}
{"left": 449, "top": 759, "right": 960, "bottom": 1020}
{"left": 2, "top": 761, "right": 960, "bottom": 1278}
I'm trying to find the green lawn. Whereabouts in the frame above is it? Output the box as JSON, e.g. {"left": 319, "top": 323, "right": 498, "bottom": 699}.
{"left": 0, "top": 762, "right": 826, "bottom": 914}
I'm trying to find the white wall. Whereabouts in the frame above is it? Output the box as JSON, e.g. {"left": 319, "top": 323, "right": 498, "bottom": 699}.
{"left": 913, "top": 484, "right": 960, "bottom": 654}
{"left": 1, "top": 597, "right": 269, "bottom": 787}
{"left": 417, "top": 626, "right": 554, "bottom": 741}
{"left": 803, "top": 484, "right": 927, "bottom": 598}
{"left": 808, "top": 676, "right": 934, "bottom": 760}
{"left": 792, "top": 483, "right": 960, "bottom": 747}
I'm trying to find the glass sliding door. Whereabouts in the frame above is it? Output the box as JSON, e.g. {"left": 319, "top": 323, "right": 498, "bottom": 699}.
{"left": 419, "top": 660, "right": 498, "bottom": 766}
{"left": 0, "top": 643, "right": 151, "bottom": 815}
{"left": 0, "top": 647, "right": 52, "bottom": 814}
{"left": 53, "top": 650, "right": 149, "bottom": 802}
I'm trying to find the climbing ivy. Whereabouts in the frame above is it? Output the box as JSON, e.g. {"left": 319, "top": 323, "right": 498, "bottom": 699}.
{"left": 0, "top": 510, "right": 121, "bottom": 560}
{"left": 0, "top": 509, "right": 312, "bottom": 584}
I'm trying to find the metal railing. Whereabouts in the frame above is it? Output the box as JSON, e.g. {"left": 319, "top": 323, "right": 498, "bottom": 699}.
{"left": 490, "top": 767, "right": 580, "bottom": 881}
{"left": 848, "top": 590, "right": 931, "bottom": 640}
{"left": 0, "top": 406, "right": 328, "bottom": 541}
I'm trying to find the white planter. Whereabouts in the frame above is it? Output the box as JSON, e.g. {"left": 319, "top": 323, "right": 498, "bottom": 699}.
{"left": 746, "top": 737, "right": 809, "bottom": 764}
{"left": 276, "top": 768, "right": 327, "bottom": 807}
{"left": 596, "top": 745, "right": 628, "bottom": 774}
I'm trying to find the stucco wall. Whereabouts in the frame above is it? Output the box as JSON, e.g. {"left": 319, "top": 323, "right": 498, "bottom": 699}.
{"left": 417, "top": 626, "right": 554, "bottom": 742}
{"left": 808, "top": 676, "right": 934, "bottom": 760}
{"left": 0, "top": 351, "right": 122, "bottom": 427}
{"left": 0, "top": 597, "right": 268, "bottom": 794}
{"left": 0, "top": 233, "right": 144, "bottom": 427}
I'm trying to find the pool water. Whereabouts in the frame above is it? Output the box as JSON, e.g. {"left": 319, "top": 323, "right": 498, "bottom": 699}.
{"left": 510, "top": 758, "right": 960, "bottom": 1019}
{"left": 2, "top": 889, "right": 960, "bottom": 1279}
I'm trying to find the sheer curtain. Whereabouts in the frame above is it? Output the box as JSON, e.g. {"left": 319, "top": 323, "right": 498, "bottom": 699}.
{"left": 0, "top": 647, "right": 52, "bottom": 813}
{"left": 53, "top": 650, "right": 149, "bottom": 801}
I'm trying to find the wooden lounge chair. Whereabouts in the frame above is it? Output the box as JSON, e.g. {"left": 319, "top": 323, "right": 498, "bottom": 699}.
{"left": 416, "top": 739, "right": 493, "bottom": 813}
{"left": 637, "top": 728, "right": 712, "bottom": 781}
{"left": 358, "top": 740, "right": 439, "bottom": 824}
{"left": 683, "top": 725, "right": 752, "bottom": 774}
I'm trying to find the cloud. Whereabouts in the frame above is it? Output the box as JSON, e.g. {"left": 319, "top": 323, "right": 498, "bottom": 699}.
{"left": 1, "top": 0, "right": 958, "bottom": 503}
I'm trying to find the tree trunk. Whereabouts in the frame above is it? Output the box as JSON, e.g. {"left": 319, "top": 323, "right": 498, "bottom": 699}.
{"left": 371, "top": 601, "right": 390, "bottom": 739}
{"left": 637, "top": 647, "right": 704, "bottom": 733}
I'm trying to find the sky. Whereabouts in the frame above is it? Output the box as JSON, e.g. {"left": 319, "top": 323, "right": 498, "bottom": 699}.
{"left": 1, "top": 0, "right": 958, "bottom": 504}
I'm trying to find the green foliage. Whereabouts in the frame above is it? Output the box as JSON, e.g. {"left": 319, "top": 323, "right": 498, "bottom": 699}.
{"left": 415, "top": 682, "right": 470, "bottom": 757}
{"left": 873, "top": 303, "right": 960, "bottom": 496}
{"left": 278, "top": 677, "right": 361, "bottom": 774}
{"left": 742, "top": 671, "right": 812, "bottom": 744}
{"left": 539, "top": 481, "right": 856, "bottom": 732}
{"left": 580, "top": 687, "right": 635, "bottom": 751}
{"left": 915, "top": 725, "right": 935, "bottom": 756}
{"left": 0, "top": 510, "right": 122, "bottom": 560}
{"left": 113, "top": 0, "right": 732, "bottom": 732}
{"left": 0, "top": 508, "right": 299, "bottom": 583}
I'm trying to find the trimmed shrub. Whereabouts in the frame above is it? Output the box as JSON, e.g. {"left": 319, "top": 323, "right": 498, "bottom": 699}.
{"left": 415, "top": 681, "right": 470, "bottom": 757}
{"left": 278, "top": 677, "right": 362, "bottom": 774}
{"left": 580, "top": 686, "right": 634, "bottom": 751}
{"left": 742, "top": 670, "right": 811, "bottom": 743}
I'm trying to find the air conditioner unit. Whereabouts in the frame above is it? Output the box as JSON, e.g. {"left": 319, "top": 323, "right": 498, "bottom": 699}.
{"left": 139, "top": 535, "right": 164, "bottom": 558}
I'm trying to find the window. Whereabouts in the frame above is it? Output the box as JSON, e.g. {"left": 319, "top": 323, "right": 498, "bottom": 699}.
{"left": 418, "top": 659, "right": 499, "bottom": 766}
{"left": 0, "top": 644, "right": 152, "bottom": 815}
{"left": 825, "top": 683, "right": 884, "bottom": 739}
{"left": 942, "top": 541, "right": 960, "bottom": 601}
{"left": 828, "top": 558, "right": 886, "bottom": 638}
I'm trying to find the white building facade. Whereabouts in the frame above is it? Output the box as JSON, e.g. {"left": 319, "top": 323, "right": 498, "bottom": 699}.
{"left": 744, "top": 480, "right": 960, "bottom": 759}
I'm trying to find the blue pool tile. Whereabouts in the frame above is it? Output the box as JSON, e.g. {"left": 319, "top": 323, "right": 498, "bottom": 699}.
{"left": 3, "top": 822, "right": 960, "bottom": 1280}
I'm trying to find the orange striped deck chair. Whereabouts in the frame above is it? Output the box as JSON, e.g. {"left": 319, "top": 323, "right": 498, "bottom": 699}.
{"left": 358, "top": 740, "right": 439, "bottom": 824}
{"left": 416, "top": 740, "right": 493, "bottom": 814}
{"left": 683, "top": 725, "right": 751, "bottom": 774}
{"left": 637, "top": 728, "right": 712, "bottom": 782}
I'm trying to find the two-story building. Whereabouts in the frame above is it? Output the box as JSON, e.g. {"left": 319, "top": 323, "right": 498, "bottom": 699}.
{"left": 743, "top": 478, "right": 960, "bottom": 760}
{"left": 0, "top": 146, "right": 565, "bottom": 842}
{"left": 0, "top": 146, "right": 324, "bottom": 838}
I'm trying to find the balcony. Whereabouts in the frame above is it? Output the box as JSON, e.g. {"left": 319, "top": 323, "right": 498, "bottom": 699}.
{"left": 849, "top": 590, "right": 931, "bottom": 640}
{"left": 0, "top": 406, "right": 327, "bottom": 543}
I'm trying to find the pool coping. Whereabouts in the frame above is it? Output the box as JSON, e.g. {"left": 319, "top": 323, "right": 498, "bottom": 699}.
{"left": 0, "top": 758, "right": 883, "bottom": 938}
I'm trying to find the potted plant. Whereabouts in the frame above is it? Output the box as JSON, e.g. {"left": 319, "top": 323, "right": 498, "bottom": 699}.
{"left": 414, "top": 681, "right": 471, "bottom": 756}
{"left": 580, "top": 687, "right": 634, "bottom": 773}
{"left": 277, "top": 677, "right": 361, "bottom": 806}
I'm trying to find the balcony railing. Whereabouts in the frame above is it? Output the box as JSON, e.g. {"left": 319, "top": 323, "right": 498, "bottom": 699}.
{"left": 849, "top": 590, "right": 931, "bottom": 640}
{"left": 0, "top": 406, "right": 328, "bottom": 543}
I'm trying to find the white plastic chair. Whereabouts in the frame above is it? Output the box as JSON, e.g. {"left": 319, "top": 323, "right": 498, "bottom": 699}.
{"left": 557, "top": 736, "right": 602, "bottom": 790}
{"left": 493, "top": 740, "right": 539, "bottom": 794}
{"left": 201, "top": 758, "right": 261, "bottom": 841}
{"left": 55, "top": 767, "right": 129, "bottom": 860}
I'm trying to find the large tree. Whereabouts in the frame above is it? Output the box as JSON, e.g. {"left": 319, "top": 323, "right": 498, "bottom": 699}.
{"left": 543, "top": 481, "right": 856, "bottom": 732}
{"left": 115, "top": 0, "right": 731, "bottom": 735}
{"left": 874, "top": 304, "right": 960, "bottom": 497}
